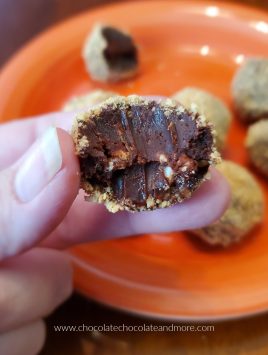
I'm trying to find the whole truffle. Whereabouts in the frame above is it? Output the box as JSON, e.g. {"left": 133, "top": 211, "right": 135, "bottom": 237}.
{"left": 232, "top": 58, "right": 268, "bottom": 123}
{"left": 62, "top": 90, "right": 117, "bottom": 112}
{"left": 172, "top": 87, "right": 231, "bottom": 151}
{"left": 72, "top": 95, "right": 219, "bottom": 212}
{"left": 246, "top": 119, "right": 268, "bottom": 178}
{"left": 83, "top": 24, "right": 138, "bottom": 82}
{"left": 191, "top": 160, "right": 265, "bottom": 247}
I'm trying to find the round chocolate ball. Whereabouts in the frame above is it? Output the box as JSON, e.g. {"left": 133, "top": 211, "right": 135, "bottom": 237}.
{"left": 83, "top": 24, "right": 138, "bottom": 82}
{"left": 232, "top": 58, "right": 268, "bottom": 123}
{"left": 172, "top": 87, "right": 232, "bottom": 151}
{"left": 246, "top": 119, "right": 268, "bottom": 178}
{"left": 191, "top": 160, "right": 265, "bottom": 247}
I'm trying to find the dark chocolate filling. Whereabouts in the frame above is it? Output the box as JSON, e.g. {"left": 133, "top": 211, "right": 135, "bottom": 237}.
{"left": 102, "top": 27, "right": 138, "bottom": 71}
{"left": 78, "top": 100, "right": 213, "bottom": 208}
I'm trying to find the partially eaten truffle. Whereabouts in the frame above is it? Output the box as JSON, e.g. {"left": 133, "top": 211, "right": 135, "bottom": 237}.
{"left": 82, "top": 24, "right": 138, "bottom": 82}
{"left": 72, "top": 95, "right": 219, "bottom": 212}
{"left": 191, "top": 160, "right": 265, "bottom": 247}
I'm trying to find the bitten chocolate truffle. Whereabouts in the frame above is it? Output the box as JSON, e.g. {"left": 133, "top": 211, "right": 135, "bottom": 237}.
{"left": 62, "top": 90, "right": 117, "bottom": 112}
{"left": 246, "top": 119, "right": 268, "bottom": 178}
{"left": 72, "top": 95, "right": 219, "bottom": 212}
{"left": 191, "top": 160, "right": 265, "bottom": 247}
{"left": 82, "top": 24, "right": 138, "bottom": 82}
{"left": 232, "top": 58, "right": 268, "bottom": 123}
{"left": 172, "top": 87, "right": 232, "bottom": 151}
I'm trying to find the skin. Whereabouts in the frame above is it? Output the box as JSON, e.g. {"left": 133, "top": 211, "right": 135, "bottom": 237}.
{"left": 0, "top": 108, "right": 230, "bottom": 354}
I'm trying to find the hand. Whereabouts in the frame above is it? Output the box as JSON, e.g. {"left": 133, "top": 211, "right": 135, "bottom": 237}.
{"left": 0, "top": 248, "right": 72, "bottom": 355}
{"left": 0, "top": 109, "right": 230, "bottom": 354}
{"left": 0, "top": 111, "right": 230, "bottom": 255}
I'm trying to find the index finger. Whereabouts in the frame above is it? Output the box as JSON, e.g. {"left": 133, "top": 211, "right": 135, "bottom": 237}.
{"left": 42, "top": 167, "right": 231, "bottom": 249}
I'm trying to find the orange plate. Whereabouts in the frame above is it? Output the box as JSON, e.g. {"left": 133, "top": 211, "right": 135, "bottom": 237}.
{"left": 1, "top": 1, "right": 268, "bottom": 321}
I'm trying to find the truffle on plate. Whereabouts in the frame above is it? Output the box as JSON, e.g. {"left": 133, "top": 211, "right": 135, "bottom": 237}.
{"left": 62, "top": 89, "right": 117, "bottom": 112}
{"left": 172, "top": 87, "right": 232, "bottom": 151}
{"left": 72, "top": 95, "right": 219, "bottom": 212}
{"left": 246, "top": 119, "right": 268, "bottom": 178}
{"left": 232, "top": 58, "right": 268, "bottom": 123}
{"left": 82, "top": 24, "right": 138, "bottom": 82}
{"left": 191, "top": 160, "right": 265, "bottom": 247}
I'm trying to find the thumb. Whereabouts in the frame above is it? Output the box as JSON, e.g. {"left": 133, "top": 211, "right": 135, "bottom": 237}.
{"left": 0, "top": 127, "right": 79, "bottom": 260}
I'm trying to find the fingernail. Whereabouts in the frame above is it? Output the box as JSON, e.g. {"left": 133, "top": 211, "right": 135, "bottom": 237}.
{"left": 15, "top": 127, "right": 63, "bottom": 202}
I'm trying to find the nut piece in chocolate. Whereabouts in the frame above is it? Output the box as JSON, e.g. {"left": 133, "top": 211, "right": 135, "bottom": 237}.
{"left": 191, "top": 160, "right": 265, "bottom": 247}
{"left": 172, "top": 87, "right": 232, "bottom": 152}
{"left": 72, "top": 95, "right": 219, "bottom": 213}
{"left": 82, "top": 24, "right": 138, "bottom": 82}
{"left": 246, "top": 119, "right": 268, "bottom": 178}
{"left": 232, "top": 58, "right": 268, "bottom": 123}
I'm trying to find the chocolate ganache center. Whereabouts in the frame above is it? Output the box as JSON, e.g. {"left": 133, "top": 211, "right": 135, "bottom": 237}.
{"left": 73, "top": 96, "right": 214, "bottom": 210}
